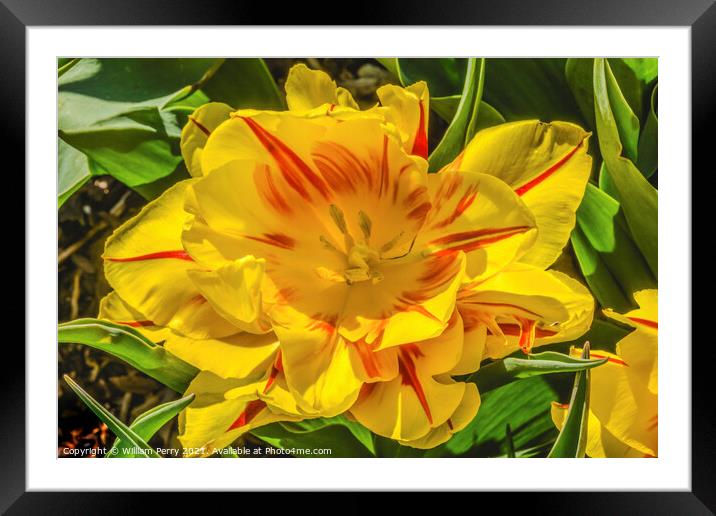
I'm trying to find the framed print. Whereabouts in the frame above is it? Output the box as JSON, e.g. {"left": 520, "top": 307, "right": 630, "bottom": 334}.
{"left": 5, "top": 0, "right": 712, "bottom": 511}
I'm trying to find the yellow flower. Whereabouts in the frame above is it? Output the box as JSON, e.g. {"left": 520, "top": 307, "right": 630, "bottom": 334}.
{"left": 99, "top": 63, "right": 595, "bottom": 451}
{"left": 552, "top": 290, "right": 658, "bottom": 458}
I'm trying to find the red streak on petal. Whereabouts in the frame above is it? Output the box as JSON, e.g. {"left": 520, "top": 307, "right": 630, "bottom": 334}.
{"left": 514, "top": 141, "right": 583, "bottom": 196}
{"left": 245, "top": 232, "right": 296, "bottom": 250}
{"left": 188, "top": 116, "right": 211, "bottom": 136}
{"left": 590, "top": 352, "right": 629, "bottom": 366}
{"left": 407, "top": 202, "right": 432, "bottom": 221}
{"left": 446, "top": 418, "right": 454, "bottom": 431}
{"left": 627, "top": 317, "right": 658, "bottom": 330}
{"left": 496, "top": 322, "right": 557, "bottom": 339}
{"left": 411, "top": 100, "right": 428, "bottom": 159}
{"left": 475, "top": 301, "right": 543, "bottom": 319}
{"left": 379, "top": 135, "right": 390, "bottom": 197}
{"left": 105, "top": 250, "right": 194, "bottom": 263}
{"left": 328, "top": 103, "right": 336, "bottom": 113}
{"left": 258, "top": 164, "right": 292, "bottom": 215}
{"left": 431, "top": 226, "right": 531, "bottom": 256}
{"left": 395, "top": 302, "right": 441, "bottom": 322}
{"left": 263, "top": 350, "right": 283, "bottom": 394}
{"left": 518, "top": 318, "right": 537, "bottom": 354}
{"left": 353, "top": 340, "right": 384, "bottom": 379}
{"left": 115, "top": 320, "right": 155, "bottom": 328}
{"left": 431, "top": 185, "right": 479, "bottom": 230}
{"left": 554, "top": 402, "right": 570, "bottom": 409}
{"left": 398, "top": 348, "right": 432, "bottom": 424}
{"left": 307, "top": 314, "right": 338, "bottom": 334}
{"left": 430, "top": 226, "right": 529, "bottom": 247}
{"left": 227, "top": 400, "right": 266, "bottom": 431}
{"left": 240, "top": 116, "right": 331, "bottom": 202}
{"left": 403, "top": 186, "right": 428, "bottom": 208}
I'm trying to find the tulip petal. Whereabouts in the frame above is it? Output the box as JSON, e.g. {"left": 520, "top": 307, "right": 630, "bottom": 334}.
{"left": 285, "top": 63, "right": 358, "bottom": 111}
{"left": 449, "top": 317, "right": 486, "bottom": 375}
{"left": 377, "top": 81, "right": 429, "bottom": 157}
{"left": 343, "top": 251, "right": 466, "bottom": 349}
{"left": 451, "top": 121, "right": 591, "bottom": 268}
{"left": 180, "top": 102, "right": 233, "bottom": 177}
{"left": 349, "top": 319, "right": 465, "bottom": 441}
{"left": 186, "top": 256, "right": 270, "bottom": 333}
{"left": 191, "top": 116, "right": 460, "bottom": 348}
{"left": 458, "top": 264, "right": 594, "bottom": 359}
{"left": 273, "top": 323, "right": 374, "bottom": 417}
{"left": 178, "top": 370, "right": 302, "bottom": 456}
{"left": 102, "top": 179, "right": 239, "bottom": 339}
{"left": 97, "top": 291, "right": 171, "bottom": 343}
{"left": 400, "top": 382, "right": 480, "bottom": 449}
{"left": 163, "top": 331, "right": 279, "bottom": 383}
{"left": 604, "top": 289, "right": 658, "bottom": 334}
{"left": 419, "top": 170, "right": 537, "bottom": 281}
{"left": 551, "top": 402, "right": 645, "bottom": 458}
{"left": 584, "top": 344, "right": 658, "bottom": 457}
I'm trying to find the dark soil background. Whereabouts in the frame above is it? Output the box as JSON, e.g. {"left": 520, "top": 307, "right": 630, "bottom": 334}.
{"left": 57, "top": 58, "right": 450, "bottom": 458}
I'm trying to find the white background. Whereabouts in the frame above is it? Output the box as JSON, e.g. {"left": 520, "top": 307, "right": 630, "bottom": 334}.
{"left": 27, "top": 27, "right": 690, "bottom": 490}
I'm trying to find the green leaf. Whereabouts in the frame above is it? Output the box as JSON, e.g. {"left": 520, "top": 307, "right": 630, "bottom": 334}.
{"left": 252, "top": 419, "right": 374, "bottom": 458}
{"left": 431, "top": 97, "right": 505, "bottom": 131}
{"left": 383, "top": 58, "right": 467, "bottom": 97}
{"left": 201, "top": 58, "right": 285, "bottom": 110}
{"left": 428, "top": 58, "right": 484, "bottom": 172}
{"left": 545, "top": 317, "right": 632, "bottom": 357}
{"left": 58, "top": 318, "right": 199, "bottom": 393}
{"left": 593, "top": 58, "right": 658, "bottom": 276}
{"left": 468, "top": 350, "right": 606, "bottom": 394}
{"left": 109, "top": 394, "right": 195, "bottom": 458}
{"left": 275, "top": 414, "right": 375, "bottom": 456}
{"left": 571, "top": 183, "right": 656, "bottom": 311}
{"left": 482, "top": 58, "right": 585, "bottom": 125}
{"left": 548, "top": 345, "right": 591, "bottom": 458}
{"left": 621, "top": 58, "right": 658, "bottom": 85}
{"left": 58, "top": 139, "right": 92, "bottom": 207}
{"left": 58, "top": 58, "right": 219, "bottom": 130}
{"left": 57, "top": 58, "right": 220, "bottom": 200}
{"left": 130, "top": 162, "right": 191, "bottom": 201}
{"left": 637, "top": 84, "right": 658, "bottom": 178}
{"left": 434, "top": 376, "right": 558, "bottom": 457}
{"left": 63, "top": 375, "right": 161, "bottom": 458}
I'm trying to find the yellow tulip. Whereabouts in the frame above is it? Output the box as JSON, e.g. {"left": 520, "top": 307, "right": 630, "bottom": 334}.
{"left": 552, "top": 290, "right": 658, "bottom": 458}
{"left": 97, "top": 63, "right": 595, "bottom": 451}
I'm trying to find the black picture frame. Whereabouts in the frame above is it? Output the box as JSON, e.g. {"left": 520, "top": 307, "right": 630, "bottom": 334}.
{"left": 5, "top": 0, "right": 710, "bottom": 512}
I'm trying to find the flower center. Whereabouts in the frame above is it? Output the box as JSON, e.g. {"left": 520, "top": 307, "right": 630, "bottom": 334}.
{"left": 316, "top": 204, "right": 390, "bottom": 285}
{"left": 345, "top": 243, "right": 383, "bottom": 285}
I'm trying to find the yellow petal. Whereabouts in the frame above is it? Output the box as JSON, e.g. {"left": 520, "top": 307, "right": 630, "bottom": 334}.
{"left": 419, "top": 170, "right": 538, "bottom": 281}
{"left": 451, "top": 121, "right": 591, "bottom": 268}
{"left": 180, "top": 102, "right": 233, "bottom": 177}
{"left": 377, "top": 81, "right": 429, "bottom": 157}
{"left": 178, "top": 370, "right": 302, "bottom": 457}
{"left": 582, "top": 345, "right": 658, "bottom": 457}
{"left": 163, "top": 331, "right": 279, "bottom": 382}
{"left": 102, "top": 179, "right": 238, "bottom": 339}
{"left": 551, "top": 401, "right": 648, "bottom": 458}
{"left": 97, "top": 291, "right": 171, "bottom": 343}
{"left": 273, "top": 324, "right": 373, "bottom": 417}
{"left": 458, "top": 264, "right": 594, "bottom": 359}
{"left": 193, "top": 115, "right": 460, "bottom": 348}
{"left": 604, "top": 289, "right": 658, "bottom": 334}
{"left": 285, "top": 63, "right": 358, "bottom": 111}
{"left": 400, "top": 382, "right": 480, "bottom": 449}
{"left": 349, "top": 322, "right": 466, "bottom": 441}
{"left": 343, "top": 251, "right": 466, "bottom": 350}
{"left": 449, "top": 317, "right": 486, "bottom": 375}
{"left": 186, "top": 256, "right": 270, "bottom": 333}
